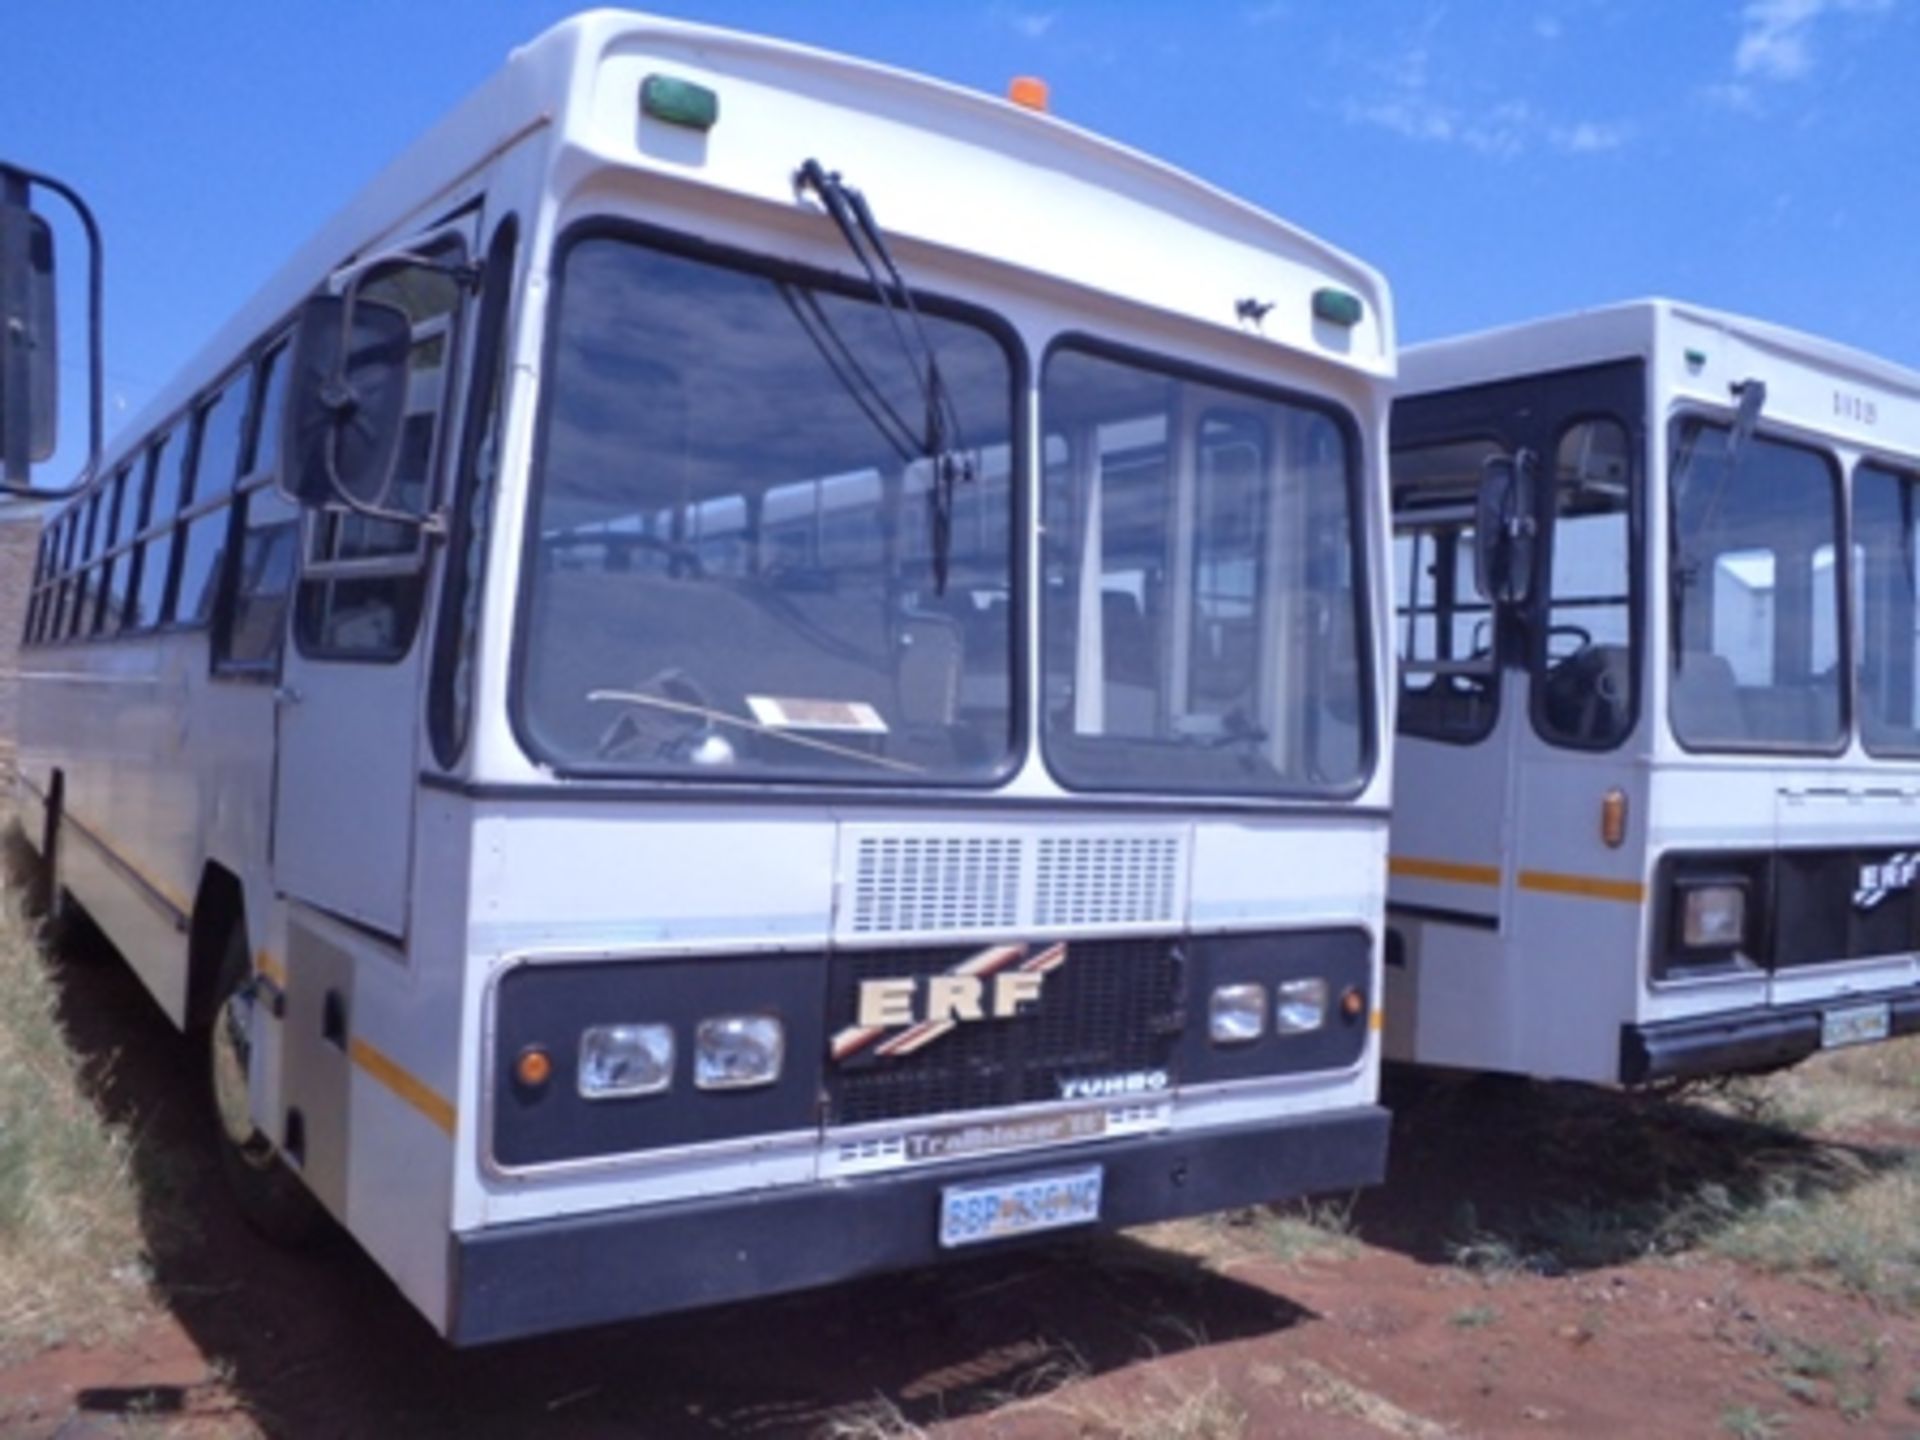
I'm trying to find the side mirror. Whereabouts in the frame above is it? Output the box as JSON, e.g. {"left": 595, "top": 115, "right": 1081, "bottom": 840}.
{"left": 281, "top": 290, "right": 412, "bottom": 511}
{"left": 1473, "top": 446, "right": 1540, "bottom": 606}
{"left": 0, "top": 191, "right": 60, "bottom": 467}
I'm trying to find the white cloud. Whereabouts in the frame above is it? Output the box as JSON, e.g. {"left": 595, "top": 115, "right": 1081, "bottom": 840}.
{"left": 987, "top": 4, "right": 1058, "bottom": 39}
{"left": 1731, "top": 0, "right": 1893, "bottom": 83}
{"left": 1550, "top": 120, "right": 1630, "bottom": 153}
{"left": 1342, "top": 20, "right": 1627, "bottom": 160}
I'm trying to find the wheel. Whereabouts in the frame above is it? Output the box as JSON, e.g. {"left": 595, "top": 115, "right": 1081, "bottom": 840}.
{"left": 207, "top": 925, "right": 332, "bottom": 1248}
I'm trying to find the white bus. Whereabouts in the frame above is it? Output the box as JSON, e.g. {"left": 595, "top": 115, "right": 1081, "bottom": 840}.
{"left": 11, "top": 12, "right": 1396, "bottom": 1343}
{"left": 1385, "top": 299, "right": 1920, "bottom": 1086}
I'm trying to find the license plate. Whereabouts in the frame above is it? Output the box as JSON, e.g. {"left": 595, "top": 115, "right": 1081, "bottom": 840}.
{"left": 1821, "top": 1001, "right": 1891, "bottom": 1049}
{"left": 938, "top": 1166, "right": 1103, "bottom": 1249}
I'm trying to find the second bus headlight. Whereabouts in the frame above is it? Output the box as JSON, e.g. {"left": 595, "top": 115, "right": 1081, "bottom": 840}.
{"left": 695, "top": 1015, "right": 786, "bottom": 1090}
{"left": 1276, "top": 978, "right": 1329, "bottom": 1035}
{"left": 1208, "top": 983, "right": 1268, "bottom": 1044}
{"left": 1680, "top": 882, "right": 1746, "bottom": 950}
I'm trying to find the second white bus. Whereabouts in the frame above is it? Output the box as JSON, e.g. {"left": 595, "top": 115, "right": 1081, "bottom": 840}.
{"left": 1386, "top": 299, "right": 1920, "bottom": 1086}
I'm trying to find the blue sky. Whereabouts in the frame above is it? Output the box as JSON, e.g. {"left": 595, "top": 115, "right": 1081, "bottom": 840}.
{"left": 4, "top": 0, "right": 1916, "bottom": 472}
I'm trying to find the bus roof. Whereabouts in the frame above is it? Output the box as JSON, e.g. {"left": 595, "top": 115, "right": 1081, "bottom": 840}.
{"left": 1402, "top": 298, "right": 1920, "bottom": 403}
{"left": 99, "top": 9, "right": 1391, "bottom": 481}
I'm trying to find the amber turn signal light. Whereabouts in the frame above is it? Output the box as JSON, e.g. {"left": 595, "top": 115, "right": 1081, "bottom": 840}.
{"left": 1601, "top": 787, "right": 1628, "bottom": 849}
{"left": 515, "top": 1045, "right": 553, "bottom": 1090}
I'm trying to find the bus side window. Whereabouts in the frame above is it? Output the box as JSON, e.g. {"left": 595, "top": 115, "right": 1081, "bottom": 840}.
{"left": 131, "top": 430, "right": 188, "bottom": 629}
{"left": 1537, "top": 417, "right": 1635, "bottom": 748}
{"left": 1390, "top": 437, "right": 1502, "bottom": 743}
{"left": 175, "top": 370, "right": 249, "bottom": 628}
{"left": 295, "top": 252, "right": 464, "bottom": 662}
{"left": 216, "top": 341, "right": 299, "bottom": 674}
{"left": 68, "top": 490, "right": 101, "bottom": 641}
{"left": 91, "top": 464, "right": 129, "bottom": 636}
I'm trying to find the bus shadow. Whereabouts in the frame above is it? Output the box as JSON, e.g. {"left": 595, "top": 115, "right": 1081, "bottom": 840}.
{"left": 22, "top": 859, "right": 1310, "bottom": 1437}
{"left": 1354, "top": 1065, "right": 1909, "bottom": 1277}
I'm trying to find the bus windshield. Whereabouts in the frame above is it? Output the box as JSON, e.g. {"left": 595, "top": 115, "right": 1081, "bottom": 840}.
{"left": 1039, "top": 344, "right": 1368, "bottom": 795}
{"left": 1669, "top": 420, "right": 1843, "bottom": 750}
{"left": 519, "top": 235, "right": 1017, "bottom": 782}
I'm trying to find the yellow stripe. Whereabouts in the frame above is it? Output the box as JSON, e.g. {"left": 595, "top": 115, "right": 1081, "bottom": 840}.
{"left": 1368, "top": 1009, "right": 1384, "bottom": 1033}
{"left": 1388, "top": 855, "right": 1501, "bottom": 888}
{"left": 349, "top": 1037, "right": 456, "bottom": 1137}
{"left": 254, "top": 951, "right": 286, "bottom": 988}
{"left": 1517, "top": 869, "right": 1646, "bottom": 904}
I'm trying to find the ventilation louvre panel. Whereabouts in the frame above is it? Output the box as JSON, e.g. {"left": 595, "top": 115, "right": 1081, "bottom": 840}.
{"left": 850, "top": 835, "right": 1023, "bottom": 934}
{"left": 842, "top": 826, "right": 1188, "bottom": 938}
{"left": 1034, "top": 835, "right": 1181, "bottom": 928}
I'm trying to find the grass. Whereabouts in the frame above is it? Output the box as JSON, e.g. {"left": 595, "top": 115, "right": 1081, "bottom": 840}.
{"left": 1259, "top": 1196, "right": 1361, "bottom": 1267}
{"left": 1272, "top": 1359, "right": 1452, "bottom": 1440}
{"left": 1448, "top": 1302, "right": 1498, "bottom": 1330}
{"left": 1704, "top": 1154, "right": 1920, "bottom": 1310}
{"left": 1028, "top": 1372, "right": 1248, "bottom": 1440}
{"left": 1720, "top": 1405, "right": 1788, "bottom": 1439}
{"left": 0, "top": 864, "right": 153, "bottom": 1354}
{"left": 1137, "top": 1196, "right": 1362, "bottom": 1275}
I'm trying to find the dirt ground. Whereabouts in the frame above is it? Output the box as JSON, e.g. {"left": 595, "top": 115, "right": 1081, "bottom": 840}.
{"left": 5, "top": 923, "right": 1920, "bottom": 1439}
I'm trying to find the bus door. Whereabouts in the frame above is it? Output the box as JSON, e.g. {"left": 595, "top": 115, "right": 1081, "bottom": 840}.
{"left": 1388, "top": 362, "right": 1643, "bottom": 1072}
{"left": 271, "top": 217, "right": 479, "bottom": 941}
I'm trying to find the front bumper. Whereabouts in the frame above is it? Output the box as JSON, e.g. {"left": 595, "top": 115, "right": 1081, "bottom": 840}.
{"left": 449, "top": 1103, "right": 1388, "bottom": 1346}
{"left": 1620, "top": 986, "right": 1920, "bottom": 1084}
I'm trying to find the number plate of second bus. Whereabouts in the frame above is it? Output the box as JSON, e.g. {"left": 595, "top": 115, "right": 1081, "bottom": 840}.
{"left": 1821, "top": 1001, "right": 1891, "bottom": 1050}
{"left": 938, "top": 1166, "right": 1103, "bottom": 1249}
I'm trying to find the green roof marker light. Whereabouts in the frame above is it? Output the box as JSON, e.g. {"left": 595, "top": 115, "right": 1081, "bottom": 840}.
{"left": 1312, "top": 287, "right": 1363, "bottom": 328}
{"left": 641, "top": 74, "right": 719, "bottom": 131}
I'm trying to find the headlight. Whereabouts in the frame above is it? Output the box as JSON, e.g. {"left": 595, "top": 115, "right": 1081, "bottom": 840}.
{"left": 1681, "top": 883, "right": 1746, "bottom": 949}
{"left": 1276, "top": 978, "right": 1328, "bottom": 1035}
{"left": 1208, "top": 983, "right": 1267, "bottom": 1045}
{"left": 695, "top": 1015, "right": 786, "bottom": 1090}
{"left": 577, "top": 1023, "right": 675, "bottom": 1099}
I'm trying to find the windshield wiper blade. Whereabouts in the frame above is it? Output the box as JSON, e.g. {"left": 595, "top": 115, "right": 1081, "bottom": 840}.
{"left": 796, "top": 157, "right": 973, "bottom": 594}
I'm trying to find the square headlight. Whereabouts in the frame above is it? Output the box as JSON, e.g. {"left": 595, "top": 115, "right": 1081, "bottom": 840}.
{"left": 1208, "top": 983, "right": 1268, "bottom": 1045}
{"left": 1276, "top": 978, "right": 1328, "bottom": 1035}
{"left": 1680, "top": 882, "right": 1746, "bottom": 950}
{"left": 695, "top": 1015, "right": 786, "bottom": 1090}
{"left": 577, "top": 1023, "right": 675, "bottom": 1100}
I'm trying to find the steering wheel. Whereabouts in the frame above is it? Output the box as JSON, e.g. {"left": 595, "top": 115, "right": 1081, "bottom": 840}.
{"left": 1546, "top": 623, "right": 1593, "bottom": 663}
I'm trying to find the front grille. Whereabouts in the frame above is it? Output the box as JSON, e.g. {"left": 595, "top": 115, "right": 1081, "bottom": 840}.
{"left": 1773, "top": 846, "right": 1920, "bottom": 967}
{"left": 825, "top": 938, "right": 1184, "bottom": 1127}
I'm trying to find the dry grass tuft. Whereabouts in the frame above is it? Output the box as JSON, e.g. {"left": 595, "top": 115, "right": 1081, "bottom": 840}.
{"left": 1026, "top": 1370, "right": 1248, "bottom": 1440}
{"left": 1707, "top": 1156, "right": 1920, "bottom": 1310}
{"left": 0, "top": 869, "right": 152, "bottom": 1354}
{"left": 1273, "top": 1358, "right": 1453, "bottom": 1438}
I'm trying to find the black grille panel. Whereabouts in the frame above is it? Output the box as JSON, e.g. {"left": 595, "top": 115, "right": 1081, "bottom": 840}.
{"left": 826, "top": 939, "right": 1184, "bottom": 1127}
{"left": 1773, "top": 847, "right": 1920, "bottom": 967}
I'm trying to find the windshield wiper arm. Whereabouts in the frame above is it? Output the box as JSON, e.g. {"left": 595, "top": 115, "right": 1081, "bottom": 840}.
{"left": 796, "top": 157, "right": 972, "bottom": 595}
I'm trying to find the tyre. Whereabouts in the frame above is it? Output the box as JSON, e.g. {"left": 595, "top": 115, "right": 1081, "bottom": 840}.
{"left": 207, "top": 924, "right": 332, "bottom": 1248}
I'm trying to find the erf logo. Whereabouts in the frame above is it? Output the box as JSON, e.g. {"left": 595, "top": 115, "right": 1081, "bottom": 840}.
{"left": 832, "top": 942, "right": 1068, "bottom": 1062}
{"left": 1854, "top": 852, "right": 1920, "bottom": 912}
